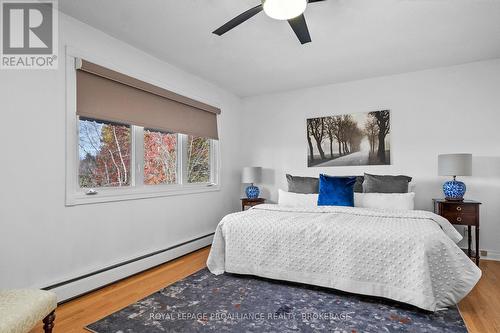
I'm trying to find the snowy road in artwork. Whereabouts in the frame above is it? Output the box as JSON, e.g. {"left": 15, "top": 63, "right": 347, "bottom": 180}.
{"left": 315, "top": 150, "right": 370, "bottom": 167}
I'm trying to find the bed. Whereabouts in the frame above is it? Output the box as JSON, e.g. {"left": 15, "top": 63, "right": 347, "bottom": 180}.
{"left": 207, "top": 204, "right": 481, "bottom": 312}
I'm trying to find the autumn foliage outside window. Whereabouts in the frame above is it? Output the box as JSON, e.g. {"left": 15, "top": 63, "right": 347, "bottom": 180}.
{"left": 187, "top": 136, "right": 211, "bottom": 183}
{"left": 144, "top": 130, "right": 177, "bottom": 185}
{"left": 79, "top": 119, "right": 131, "bottom": 188}
{"left": 78, "top": 117, "right": 214, "bottom": 190}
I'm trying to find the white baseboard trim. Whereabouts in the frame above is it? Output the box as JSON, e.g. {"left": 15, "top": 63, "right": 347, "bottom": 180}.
{"left": 482, "top": 250, "right": 500, "bottom": 262}
{"left": 460, "top": 247, "right": 500, "bottom": 262}
{"left": 48, "top": 234, "right": 213, "bottom": 303}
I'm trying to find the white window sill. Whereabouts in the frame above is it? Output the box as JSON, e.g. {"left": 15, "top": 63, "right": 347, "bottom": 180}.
{"left": 66, "top": 184, "right": 220, "bottom": 206}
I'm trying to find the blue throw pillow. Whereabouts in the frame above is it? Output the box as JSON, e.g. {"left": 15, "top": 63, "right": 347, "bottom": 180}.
{"left": 318, "top": 175, "right": 356, "bottom": 207}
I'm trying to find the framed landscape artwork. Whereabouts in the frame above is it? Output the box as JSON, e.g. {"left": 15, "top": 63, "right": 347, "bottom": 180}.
{"left": 307, "top": 110, "right": 391, "bottom": 167}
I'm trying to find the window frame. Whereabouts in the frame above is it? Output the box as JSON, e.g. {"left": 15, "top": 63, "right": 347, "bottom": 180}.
{"left": 66, "top": 49, "right": 220, "bottom": 206}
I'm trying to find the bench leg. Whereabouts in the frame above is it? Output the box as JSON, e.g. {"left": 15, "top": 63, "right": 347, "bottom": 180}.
{"left": 43, "top": 310, "right": 55, "bottom": 333}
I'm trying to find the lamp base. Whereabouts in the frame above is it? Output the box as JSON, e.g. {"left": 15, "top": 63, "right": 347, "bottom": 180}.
{"left": 245, "top": 185, "right": 260, "bottom": 199}
{"left": 445, "top": 197, "right": 464, "bottom": 202}
{"left": 443, "top": 180, "right": 466, "bottom": 201}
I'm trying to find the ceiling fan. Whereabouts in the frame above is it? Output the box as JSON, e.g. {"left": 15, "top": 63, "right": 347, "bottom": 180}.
{"left": 213, "top": 0, "right": 326, "bottom": 44}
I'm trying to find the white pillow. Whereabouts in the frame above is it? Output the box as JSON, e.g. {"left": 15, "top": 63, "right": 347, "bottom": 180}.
{"left": 278, "top": 189, "right": 318, "bottom": 208}
{"left": 354, "top": 192, "right": 415, "bottom": 210}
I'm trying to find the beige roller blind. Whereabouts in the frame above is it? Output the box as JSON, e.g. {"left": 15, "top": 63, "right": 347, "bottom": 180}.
{"left": 76, "top": 59, "right": 220, "bottom": 139}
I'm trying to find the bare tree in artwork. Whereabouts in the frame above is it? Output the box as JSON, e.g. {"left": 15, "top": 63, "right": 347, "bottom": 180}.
{"left": 306, "top": 121, "right": 315, "bottom": 162}
{"left": 364, "top": 117, "right": 378, "bottom": 154}
{"left": 324, "top": 117, "right": 337, "bottom": 158}
{"left": 320, "top": 115, "right": 363, "bottom": 158}
{"left": 340, "top": 115, "right": 356, "bottom": 155}
{"left": 330, "top": 116, "right": 343, "bottom": 157}
{"left": 306, "top": 110, "right": 390, "bottom": 167}
{"left": 308, "top": 118, "right": 326, "bottom": 159}
{"left": 348, "top": 126, "right": 363, "bottom": 152}
{"left": 369, "top": 110, "right": 390, "bottom": 163}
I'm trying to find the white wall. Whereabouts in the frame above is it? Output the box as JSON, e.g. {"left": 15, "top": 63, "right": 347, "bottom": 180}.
{"left": 241, "top": 59, "right": 500, "bottom": 259}
{"left": 1, "top": 10, "right": 499, "bottom": 300}
{"left": 0, "top": 13, "right": 243, "bottom": 297}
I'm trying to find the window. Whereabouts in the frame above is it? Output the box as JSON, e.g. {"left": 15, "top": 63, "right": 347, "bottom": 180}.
{"left": 72, "top": 116, "right": 218, "bottom": 204}
{"left": 67, "top": 55, "right": 220, "bottom": 205}
{"left": 187, "top": 136, "right": 211, "bottom": 183}
{"left": 144, "top": 129, "right": 177, "bottom": 185}
{"left": 79, "top": 118, "right": 131, "bottom": 188}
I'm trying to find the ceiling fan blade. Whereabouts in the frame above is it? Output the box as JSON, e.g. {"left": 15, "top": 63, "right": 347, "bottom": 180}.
{"left": 308, "top": 0, "right": 327, "bottom": 2}
{"left": 213, "top": 5, "right": 263, "bottom": 36}
{"left": 288, "top": 14, "right": 311, "bottom": 44}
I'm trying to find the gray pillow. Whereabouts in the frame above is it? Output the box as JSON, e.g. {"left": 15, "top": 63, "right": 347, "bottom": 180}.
{"left": 286, "top": 174, "right": 319, "bottom": 194}
{"left": 353, "top": 176, "right": 364, "bottom": 193}
{"left": 363, "top": 173, "right": 412, "bottom": 193}
{"left": 286, "top": 174, "right": 364, "bottom": 194}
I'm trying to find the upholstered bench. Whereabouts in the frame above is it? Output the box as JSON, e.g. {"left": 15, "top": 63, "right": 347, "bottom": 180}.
{"left": 0, "top": 290, "right": 57, "bottom": 333}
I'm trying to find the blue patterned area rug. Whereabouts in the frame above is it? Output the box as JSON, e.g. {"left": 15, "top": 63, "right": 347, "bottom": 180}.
{"left": 86, "top": 268, "right": 467, "bottom": 333}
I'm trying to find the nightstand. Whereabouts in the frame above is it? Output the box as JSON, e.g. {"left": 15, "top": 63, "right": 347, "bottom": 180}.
{"left": 433, "top": 199, "right": 481, "bottom": 265}
{"left": 241, "top": 198, "right": 266, "bottom": 211}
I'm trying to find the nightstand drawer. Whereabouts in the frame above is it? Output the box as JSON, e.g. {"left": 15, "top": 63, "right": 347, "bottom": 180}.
{"left": 440, "top": 203, "right": 477, "bottom": 225}
{"left": 442, "top": 203, "right": 475, "bottom": 215}
{"left": 441, "top": 211, "right": 476, "bottom": 225}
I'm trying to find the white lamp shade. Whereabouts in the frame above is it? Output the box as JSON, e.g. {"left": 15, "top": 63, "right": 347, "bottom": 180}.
{"left": 438, "top": 154, "right": 472, "bottom": 176}
{"left": 242, "top": 167, "right": 262, "bottom": 184}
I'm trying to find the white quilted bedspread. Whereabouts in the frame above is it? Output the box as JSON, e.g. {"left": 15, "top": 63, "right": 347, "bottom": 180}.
{"left": 207, "top": 204, "right": 481, "bottom": 311}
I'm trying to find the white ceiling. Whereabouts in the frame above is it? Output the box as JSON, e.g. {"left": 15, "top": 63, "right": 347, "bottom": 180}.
{"left": 59, "top": 0, "right": 500, "bottom": 97}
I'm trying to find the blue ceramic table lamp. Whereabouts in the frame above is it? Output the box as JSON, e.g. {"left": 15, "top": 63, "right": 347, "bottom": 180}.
{"left": 242, "top": 167, "right": 262, "bottom": 199}
{"left": 438, "top": 153, "right": 472, "bottom": 201}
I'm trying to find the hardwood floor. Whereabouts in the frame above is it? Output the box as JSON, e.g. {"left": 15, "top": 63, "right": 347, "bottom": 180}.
{"left": 459, "top": 259, "right": 500, "bottom": 333}
{"left": 30, "top": 247, "right": 211, "bottom": 333}
{"left": 30, "top": 248, "right": 499, "bottom": 333}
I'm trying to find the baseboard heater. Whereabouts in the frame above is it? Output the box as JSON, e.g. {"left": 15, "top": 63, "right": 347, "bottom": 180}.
{"left": 44, "top": 233, "right": 214, "bottom": 303}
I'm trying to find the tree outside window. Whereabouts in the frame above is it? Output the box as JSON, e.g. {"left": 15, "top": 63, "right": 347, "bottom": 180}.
{"left": 187, "top": 136, "right": 211, "bottom": 183}
{"left": 79, "top": 119, "right": 131, "bottom": 188}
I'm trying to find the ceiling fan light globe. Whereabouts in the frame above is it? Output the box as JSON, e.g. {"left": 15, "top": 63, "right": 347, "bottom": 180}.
{"left": 262, "top": 0, "right": 307, "bottom": 20}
